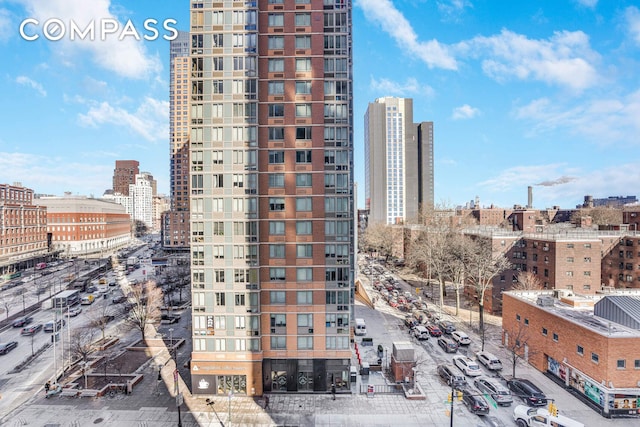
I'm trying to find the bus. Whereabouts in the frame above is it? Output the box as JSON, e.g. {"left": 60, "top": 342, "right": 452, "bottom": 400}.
{"left": 1, "top": 272, "right": 21, "bottom": 281}
{"left": 52, "top": 290, "right": 80, "bottom": 308}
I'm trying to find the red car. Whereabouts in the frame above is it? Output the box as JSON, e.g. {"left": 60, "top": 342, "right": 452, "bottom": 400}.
{"left": 426, "top": 324, "right": 442, "bottom": 337}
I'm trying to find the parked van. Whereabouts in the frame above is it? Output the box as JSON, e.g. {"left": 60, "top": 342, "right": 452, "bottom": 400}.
{"left": 355, "top": 318, "right": 367, "bottom": 336}
{"left": 413, "top": 325, "right": 430, "bottom": 340}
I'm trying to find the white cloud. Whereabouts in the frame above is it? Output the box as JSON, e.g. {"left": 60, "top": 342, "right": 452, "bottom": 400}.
{"left": 0, "top": 151, "right": 112, "bottom": 196}
{"left": 78, "top": 97, "right": 169, "bottom": 142}
{"left": 624, "top": 6, "right": 640, "bottom": 46}
{"left": 356, "top": 0, "right": 458, "bottom": 70}
{"left": 437, "top": 0, "right": 472, "bottom": 22}
{"left": 0, "top": 9, "right": 12, "bottom": 42}
{"left": 15, "top": 0, "right": 162, "bottom": 79}
{"left": 575, "top": 0, "right": 598, "bottom": 8}
{"left": 15, "top": 75, "right": 47, "bottom": 96}
{"left": 514, "top": 90, "right": 640, "bottom": 144}
{"left": 451, "top": 104, "right": 480, "bottom": 120}
{"left": 369, "top": 76, "right": 434, "bottom": 97}
{"left": 461, "top": 29, "right": 600, "bottom": 92}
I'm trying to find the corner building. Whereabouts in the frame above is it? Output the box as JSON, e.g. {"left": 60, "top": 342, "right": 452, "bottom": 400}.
{"left": 189, "top": 0, "right": 354, "bottom": 396}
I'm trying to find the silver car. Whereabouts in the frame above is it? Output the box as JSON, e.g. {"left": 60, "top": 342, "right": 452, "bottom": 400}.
{"left": 474, "top": 376, "right": 513, "bottom": 406}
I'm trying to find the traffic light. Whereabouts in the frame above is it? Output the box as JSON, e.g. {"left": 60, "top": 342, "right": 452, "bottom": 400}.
{"left": 447, "top": 393, "right": 452, "bottom": 403}
{"left": 548, "top": 402, "right": 558, "bottom": 416}
{"left": 457, "top": 390, "right": 463, "bottom": 401}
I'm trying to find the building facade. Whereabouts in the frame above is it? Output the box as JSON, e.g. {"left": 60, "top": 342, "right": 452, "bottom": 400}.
{"left": 0, "top": 183, "right": 48, "bottom": 276}
{"left": 503, "top": 290, "right": 640, "bottom": 418}
{"left": 188, "top": 0, "right": 354, "bottom": 396}
{"left": 162, "top": 31, "right": 191, "bottom": 250}
{"left": 104, "top": 173, "right": 155, "bottom": 231}
{"left": 364, "top": 97, "right": 434, "bottom": 225}
{"left": 37, "top": 196, "right": 131, "bottom": 258}
{"left": 112, "top": 160, "right": 140, "bottom": 196}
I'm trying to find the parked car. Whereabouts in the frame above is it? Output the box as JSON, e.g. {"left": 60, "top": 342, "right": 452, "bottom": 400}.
{"left": 437, "top": 364, "right": 466, "bottom": 387}
{"left": 453, "top": 355, "right": 482, "bottom": 377}
{"left": 0, "top": 341, "right": 18, "bottom": 355}
{"left": 438, "top": 320, "right": 456, "bottom": 334}
{"left": 426, "top": 324, "right": 443, "bottom": 337}
{"left": 460, "top": 385, "right": 490, "bottom": 415}
{"left": 451, "top": 330, "right": 471, "bottom": 345}
{"left": 474, "top": 376, "right": 513, "bottom": 406}
{"left": 404, "top": 316, "right": 418, "bottom": 329}
{"left": 507, "top": 378, "right": 547, "bottom": 407}
{"left": 412, "top": 325, "right": 430, "bottom": 340}
{"left": 21, "top": 324, "right": 43, "bottom": 336}
{"left": 68, "top": 306, "right": 82, "bottom": 317}
{"left": 43, "top": 319, "right": 66, "bottom": 333}
{"left": 476, "top": 351, "right": 503, "bottom": 371}
{"left": 437, "top": 336, "right": 459, "bottom": 353}
{"left": 112, "top": 295, "right": 127, "bottom": 304}
{"left": 12, "top": 316, "right": 33, "bottom": 328}
{"left": 512, "top": 404, "right": 584, "bottom": 427}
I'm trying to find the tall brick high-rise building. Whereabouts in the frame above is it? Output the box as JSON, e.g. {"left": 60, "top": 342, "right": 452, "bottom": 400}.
{"left": 188, "top": 0, "right": 354, "bottom": 396}
{"left": 112, "top": 160, "right": 139, "bottom": 196}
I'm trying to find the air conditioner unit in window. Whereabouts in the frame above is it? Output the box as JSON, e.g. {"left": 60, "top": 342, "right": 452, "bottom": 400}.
{"left": 308, "top": 328, "right": 314, "bottom": 333}
{"left": 270, "top": 328, "right": 276, "bottom": 334}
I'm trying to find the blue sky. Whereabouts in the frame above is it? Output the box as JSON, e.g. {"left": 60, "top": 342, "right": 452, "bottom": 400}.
{"left": 1, "top": 0, "right": 640, "bottom": 210}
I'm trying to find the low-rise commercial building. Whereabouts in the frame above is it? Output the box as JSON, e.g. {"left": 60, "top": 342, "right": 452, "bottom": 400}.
{"left": 503, "top": 290, "right": 640, "bottom": 418}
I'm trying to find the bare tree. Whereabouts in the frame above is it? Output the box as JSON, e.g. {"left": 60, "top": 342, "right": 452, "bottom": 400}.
{"left": 0, "top": 293, "right": 16, "bottom": 320}
{"left": 571, "top": 207, "right": 622, "bottom": 227}
{"left": 504, "top": 321, "right": 538, "bottom": 378}
{"left": 447, "top": 233, "right": 474, "bottom": 315}
{"left": 124, "top": 280, "right": 163, "bottom": 341}
{"left": 467, "top": 237, "right": 511, "bottom": 351}
{"left": 86, "top": 303, "right": 116, "bottom": 341}
{"left": 360, "top": 222, "right": 396, "bottom": 261}
{"left": 512, "top": 271, "right": 543, "bottom": 291}
{"left": 69, "top": 326, "right": 98, "bottom": 388}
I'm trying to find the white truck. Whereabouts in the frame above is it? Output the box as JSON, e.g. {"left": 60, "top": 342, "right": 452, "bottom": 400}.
{"left": 513, "top": 405, "right": 584, "bottom": 427}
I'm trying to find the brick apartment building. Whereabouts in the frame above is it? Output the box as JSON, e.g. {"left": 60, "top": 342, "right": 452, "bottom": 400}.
{"left": 37, "top": 196, "right": 132, "bottom": 258}
{"left": 0, "top": 183, "right": 48, "bottom": 276}
{"left": 503, "top": 290, "right": 640, "bottom": 418}
{"left": 112, "top": 160, "right": 139, "bottom": 196}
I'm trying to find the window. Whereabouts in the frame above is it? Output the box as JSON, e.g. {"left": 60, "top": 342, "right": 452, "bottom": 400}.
{"left": 295, "top": 13, "right": 310, "bottom": 26}
{"left": 296, "top": 127, "right": 312, "bottom": 140}
{"left": 635, "top": 359, "right": 640, "bottom": 369}
{"left": 270, "top": 291, "right": 285, "bottom": 304}
{"left": 591, "top": 352, "right": 599, "bottom": 364}
{"left": 295, "top": 35, "right": 311, "bottom": 49}
{"left": 269, "top": 244, "right": 285, "bottom": 258}
{"left": 234, "top": 293, "right": 245, "bottom": 306}
{"left": 268, "top": 35, "right": 284, "bottom": 49}
{"left": 297, "top": 291, "right": 313, "bottom": 304}
{"left": 268, "top": 150, "right": 285, "bottom": 164}
{"left": 297, "top": 244, "right": 312, "bottom": 258}
{"left": 584, "top": 257, "right": 591, "bottom": 263}
{"left": 577, "top": 345, "right": 584, "bottom": 355}
{"left": 215, "top": 292, "right": 226, "bottom": 306}
{"left": 295, "top": 81, "right": 312, "bottom": 94}
{"left": 298, "top": 313, "right": 312, "bottom": 327}
{"left": 269, "top": 104, "right": 284, "bottom": 117}
{"left": 296, "top": 197, "right": 312, "bottom": 211}
{"left": 268, "top": 81, "right": 284, "bottom": 95}
{"left": 270, "top": 267, "right": 286, "bottom": 281}
{"left": 268, "top": 173, "right": 284, "bottom": 188}
{"left": 516, "top": 314, "right": 521, "bottom": 322}
{"left": 269, "top": 221, "right": 285, "bottom": 235}
{"left": 268, "top": 59, "right": 284, "bottom": 72}
{"left": 296, "top": 150, "right": 312, "bottom": 163}
{"left": 326, "top": 336, "right": 349, "bottom": 349}
{"left": 552, "top": 333, "right": 558, "bottom": 342}
{"left": 270, "top": 314, "right": 286, "bottom": 327}
{"left": 617, "top": 359, "right": 626, "bottom": 369}
{"left": 524, "top": 318, "right": 529, "bottom": 325}
{"left": 295, "top": 58, "right": 312, "bottom": 72}
{"left": 566, "top": 257, "right": 574, "bottom": 263}
{"left": 295, "top": 104, "right": 312, "bottom": 117}
{"left": 567, "top": 243, "right": 574, "bottom": 248}
{"left": 296, "top": 173, "right": 312, "bottom": 187}
{"left": 297, "top": 337, "right": 313, "bottom": 349}
{"left": 296, "top": 221, "right": 312, "bottom": 234}
{"left": 268, "top": 13, "right": 284, "bottom": 26}
{"left": 268, "top": 127, "right": 284, "bottom": 140}
{"left": 566, "top": 271, "right": 574, "bottom": 277}
{"left": 271, "top": 336, "right": 286, "bottom": 349}
{"left": 541, "top": 327, "right": 547, "bottom": 336}
{"left": 269, "top": 197, "right": 285, "bottom": 211}
{"left": 296, "top": 268, "right": 313, "bottom": 282}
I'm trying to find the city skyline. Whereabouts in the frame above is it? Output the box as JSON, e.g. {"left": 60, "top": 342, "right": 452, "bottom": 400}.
{"left": 1, "top": 1, "right": 640, "bottom": 209}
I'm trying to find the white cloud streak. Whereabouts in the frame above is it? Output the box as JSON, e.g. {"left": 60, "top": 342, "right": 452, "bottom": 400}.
{"left": 15, "top": 75, "right": 47, "bottom": 96}
{"left": 369, "top": 76, "right": 434, "bottom": 97}
{"left": 460, "top": 29, "right": 600, "bottom": 92}
{"left": 78, "top": 97, "right": 169, "bottom": 142}
{"left": 15, "top": 0, "right": 162, "bottom": 79}
{"left": 0, "top": 9, "right": 12, "bottom": 42}
{"left": 356, "top": 0, "right": 458, "bottom": 70}
{"left": 625, "top": 6, "right": 640, "bottom": 46}
{"left": 451, "top": 104, "right": 480, "bottom": 120}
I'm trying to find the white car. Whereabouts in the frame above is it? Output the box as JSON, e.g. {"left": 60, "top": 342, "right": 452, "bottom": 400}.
{"left": 451, "top": 330, "right": 471, "bottom": 345}
{"left": 453, "top": 355, "right": 482, "bottom": 377}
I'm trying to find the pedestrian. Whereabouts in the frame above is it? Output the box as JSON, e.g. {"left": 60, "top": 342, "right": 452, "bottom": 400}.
{"left": 264, "top": 394, "right": 270, "bottom": 409}
{"left": 44, "top": 381, "right": 50, "bottom": 395}
{"left": 331, "top": 383, "right": 336, "bottom": 400}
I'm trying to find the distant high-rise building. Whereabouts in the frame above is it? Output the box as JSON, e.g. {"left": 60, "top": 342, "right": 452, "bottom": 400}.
{"left": 365, "top": 97, "right": 434, "bottom": 225}
{"left": 104, "top": 173, "right": 154, "bottom": 231}
{"left": 112, "top": 160, "right": 140, "bottom": 196}
{"left": 162, "top": 31, "right": 191, "bottom": 250}
{"left": 188, "top": 0, "right": 354, "bottom": 396}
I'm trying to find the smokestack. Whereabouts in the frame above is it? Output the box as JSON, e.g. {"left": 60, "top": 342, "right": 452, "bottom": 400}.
{"left": 527, "top": 186, "right": 533, "bottom": 209}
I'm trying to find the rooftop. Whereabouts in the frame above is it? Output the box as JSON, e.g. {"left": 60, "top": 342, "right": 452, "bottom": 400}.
{"left": 505, "top": 290, "right": 640, "bottom": 339}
